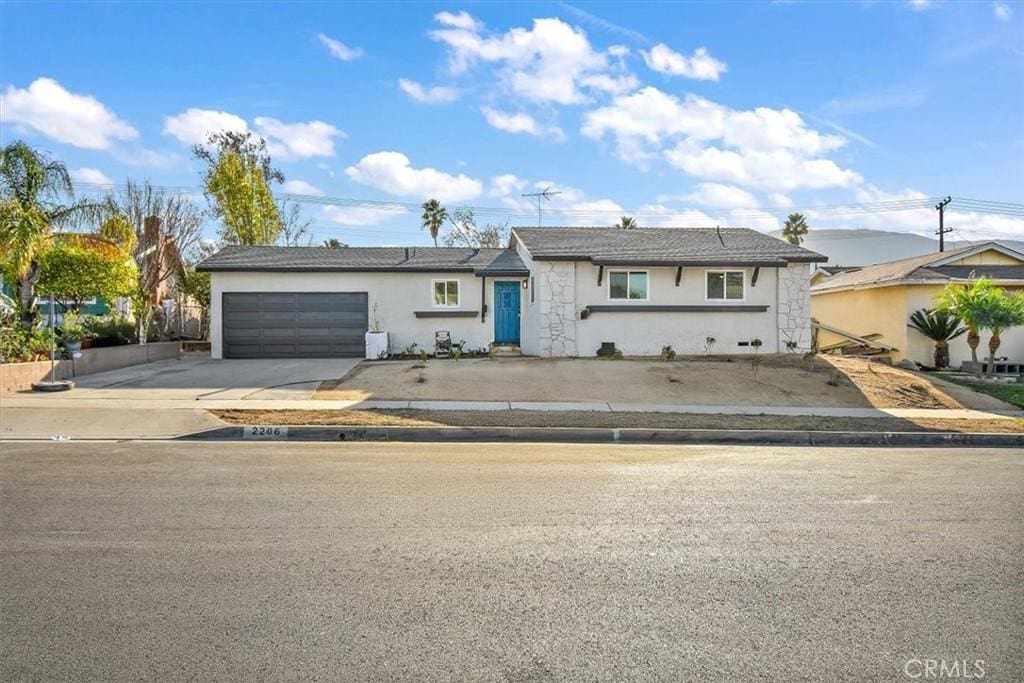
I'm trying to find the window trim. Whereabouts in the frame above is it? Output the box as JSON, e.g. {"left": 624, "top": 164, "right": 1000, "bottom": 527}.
{"left": 607, "top": 269, "right": 650, "bottom": 302}
{"left": 704, "top": 269, "right": 746, "bottom": 302}
{"left": 431, "top": 278, "right": 461, "bottom": 308}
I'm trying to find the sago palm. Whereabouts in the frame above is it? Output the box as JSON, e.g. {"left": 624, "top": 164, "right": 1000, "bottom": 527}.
{"left": 421, "top": 198, "right": 447, "bottom": 247}
{"left": 782, "top": 212, "right": 809, "bottom": 246}
{"left": 0, "top": 141, "right": 100, "bottom": 328}
{"left": 907, "top": 308, "right": 966, "bottom": 369}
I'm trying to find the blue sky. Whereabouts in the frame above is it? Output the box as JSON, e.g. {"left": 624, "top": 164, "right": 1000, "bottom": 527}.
{"left": 1, "top": 0, "right": 1022, "bottom": 246}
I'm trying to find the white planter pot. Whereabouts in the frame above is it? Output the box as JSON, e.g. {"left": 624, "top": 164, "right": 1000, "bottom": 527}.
{"left": 365, "top": 331, "right": 390, "bottom": 360}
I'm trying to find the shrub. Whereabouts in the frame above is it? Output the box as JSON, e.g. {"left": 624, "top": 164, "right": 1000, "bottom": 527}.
{"left": 660, "top": 345, "right": 676, "bottom": 361}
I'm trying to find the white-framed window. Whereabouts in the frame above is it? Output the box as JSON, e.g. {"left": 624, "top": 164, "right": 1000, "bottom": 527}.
{"left": 706, "top": 270, "right": 745, "bottom": 301}
{"left": 608, "top": 270, "right": 649, "bottom": 301}
{"left": 432, "top": 279, "right": 460, "bottom": 307}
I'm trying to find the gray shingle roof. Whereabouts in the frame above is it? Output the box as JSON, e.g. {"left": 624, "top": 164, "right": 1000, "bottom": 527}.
{"left": 512, "top": 227, "right": 827, "bottom": 266}
{"left": 196, "top": 245, "right": 527, "bottom": 275}
{"left": 810, "top": 242, "right": 1024, "bottom": 292}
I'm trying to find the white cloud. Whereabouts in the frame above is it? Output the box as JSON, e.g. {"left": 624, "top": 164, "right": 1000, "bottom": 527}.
{"left": 429, "top": 14, "right": 632, "bottom": 105}
{"left": 683, "top": 183, "right": 758, "bottom": 208}
{"left": 906, "top": 0, "right": 935, "bottom": 10}
{"left": 488, "top": 173, "right": 528, "bottom": 198}
{"left": 769, "top": 193, "right": 794, "bottom": 209}
{"left": 398, "top": 79, "right": 460, "bottom": 104}
{"left": 642, "top": 44, "right": 727, "bottom": 81}
{"left": 70, "top": 167, "right": 114, "bottom": 185}
{"left": 634, "top": 204, "right": 719, "bottom": 227}
{"left": 480, "top": 107, "right": 565, "bottom": 140}
{"left": 434, "top": 10, "right": 484, "bottom": 32}
{"left": 993, "top": 2, "right": 1012, "bottom": 20}
{"left": 163, "top": 108, "right": 248, "bottom": 145}
{"left": 163, "top": 109, "right": 342, "bottom": 159}
{"left": 253, "top": 116, "right": 343, "bottom": 160}
{"left": 0, "top": 78, "right": 138, "bottom": 150}
{"left": 316, "top": 33, "right": 364, "bottom": 61}
{"left": 582, "top": 86, "right": 858, "bottom": 191}
{"left": 322, "top": 204, "right": 408, "bottom": 226}
{"left": 281, "top": 179, "right": 324, "bottom": 196}
{"left": 344, "top": 151, "right": 483, "bottom": 202}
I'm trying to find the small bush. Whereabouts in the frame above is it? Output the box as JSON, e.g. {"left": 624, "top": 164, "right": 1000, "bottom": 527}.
{"left": 660, "top": 345, "right": 676, "bottom": 361}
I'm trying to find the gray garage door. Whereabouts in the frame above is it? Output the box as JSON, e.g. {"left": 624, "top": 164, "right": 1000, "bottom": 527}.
{"left": 222, "top": 292, "right": 368, "bottom": 358}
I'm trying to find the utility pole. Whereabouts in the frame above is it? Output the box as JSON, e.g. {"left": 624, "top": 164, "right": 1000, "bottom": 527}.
{"left": 521, "top": 187, "right": 562, "bottom": 227}
{"left": 935, "top": 196, "right": 952, "bottom": 252}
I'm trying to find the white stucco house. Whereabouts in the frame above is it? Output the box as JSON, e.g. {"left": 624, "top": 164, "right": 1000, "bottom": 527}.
{"left": 196, "top": 227, "right": 827, "bottom": 359}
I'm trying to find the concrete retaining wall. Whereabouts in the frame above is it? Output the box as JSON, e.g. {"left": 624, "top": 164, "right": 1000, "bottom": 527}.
{"left": 0, "top": 341, "right": 180, "bottom": 393}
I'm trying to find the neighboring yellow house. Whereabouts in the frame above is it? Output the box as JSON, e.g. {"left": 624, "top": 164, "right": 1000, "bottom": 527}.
{"left": 810, "top": 242, "right": 1024, "bottom": 367}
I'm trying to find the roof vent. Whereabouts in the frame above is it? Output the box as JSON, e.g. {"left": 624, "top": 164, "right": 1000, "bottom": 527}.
{"left": 404, "top": 247, "right": 409, "bottom": 260}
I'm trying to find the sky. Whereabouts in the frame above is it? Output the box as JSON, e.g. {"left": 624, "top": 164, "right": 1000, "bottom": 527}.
{"left": 1, "top": 0, "right": 1022, "bottom": 248}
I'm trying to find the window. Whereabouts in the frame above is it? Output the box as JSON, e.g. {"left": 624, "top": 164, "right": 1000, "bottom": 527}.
{"left": 432, "top": 279, "right": 460, "bottom": 307}
{"left": 609, "top": 270, "right": 648, "bottom": 301}
{"left": 706, "top": 271, "right": 745, "bottom": 301}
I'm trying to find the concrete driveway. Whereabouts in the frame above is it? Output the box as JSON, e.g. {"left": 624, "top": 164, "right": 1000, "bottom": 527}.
{"left": 50, "top": 356, "right": 362, "bottom": 401}
{"left": 0, "top": 358, "right": 363, "bottom": 439}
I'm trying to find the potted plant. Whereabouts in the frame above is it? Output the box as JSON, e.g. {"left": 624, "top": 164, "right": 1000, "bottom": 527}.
{"left": 364, "top": 303, "right": 390, "bottom": 360}
{"left": 60, "top": 311, "right": 85, "bottom": 355}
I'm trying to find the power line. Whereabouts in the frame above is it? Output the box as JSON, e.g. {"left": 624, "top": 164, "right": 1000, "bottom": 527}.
{"left": 70, "top": 182, "right": 1024, "bottom": 221}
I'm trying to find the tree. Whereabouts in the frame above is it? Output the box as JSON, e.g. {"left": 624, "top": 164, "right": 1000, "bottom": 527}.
{"left": 193, "top": 131, "right": 283, "bottom": 245}
{"left": 443, "top": 208, "right": 509, "bottom": 248}
{"left": 323, "top": 238, "right": 347, "bottom": 248}
{"left": 616, "top": 215, "right": 637, "bottom": 229}
{"left": 782, "top": 212, "right": 809, "bottom": 246}
{"left": 175, "top": 267, "right": 211, "bottom": 339}
{"left": 103, "top": 179, "right": 203, "bottom": 263}
{"left": 936, "top": 277, "right": 1001, "bottom": 363}
{"left": 0, "top": 141, "right": 100, "bottom": 329}
{"left": 278, "top": 198, "right": 313, "bottom": 246}
{"left": 421, "top": 199, "right": 447, "bottom": 247}
{"left": 35, "top": 235, "right": 137, "bottom": 312}
{"left": 973, "top": 290, "right": 1024, "bottom": 378}
{"left": 908, "top": 308, "right": 966, "bottom": 369}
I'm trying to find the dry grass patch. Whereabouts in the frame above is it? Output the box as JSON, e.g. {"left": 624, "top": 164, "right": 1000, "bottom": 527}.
{"left": 210, "top": 409, "right": 1024, "bottom": 434}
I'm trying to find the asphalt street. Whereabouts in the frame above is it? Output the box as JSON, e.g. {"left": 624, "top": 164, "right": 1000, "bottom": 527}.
{"left": 2, "top": 442, "right": 1021, "bottom": 681}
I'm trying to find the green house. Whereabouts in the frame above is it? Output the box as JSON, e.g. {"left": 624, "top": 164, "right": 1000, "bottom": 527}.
{"left": 0, "top": 274, "right": 111, "bottom": 319}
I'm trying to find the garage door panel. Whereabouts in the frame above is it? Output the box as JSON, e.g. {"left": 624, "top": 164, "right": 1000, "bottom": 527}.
{"left": 222, "top": 292, "right": 367, "bottom": 358}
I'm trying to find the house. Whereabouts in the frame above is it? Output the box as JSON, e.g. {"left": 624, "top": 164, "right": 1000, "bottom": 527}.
{"left": 810, "top": 242, "right": 1024, "bottom": 367}
{"left": 195, "top": 227, "right": 827, "bottom": 359}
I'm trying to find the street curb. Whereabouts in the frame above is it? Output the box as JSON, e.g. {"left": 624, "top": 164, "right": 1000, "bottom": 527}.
{"left": 177, "top": 425, "right": 1024, "bottom": 448}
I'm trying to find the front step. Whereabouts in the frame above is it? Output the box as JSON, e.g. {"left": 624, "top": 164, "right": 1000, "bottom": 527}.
{"left": 491, "top": 344, "right": 522, "bottom": 357}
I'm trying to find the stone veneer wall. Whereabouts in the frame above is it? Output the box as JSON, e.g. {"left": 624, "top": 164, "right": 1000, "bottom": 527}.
{"left": 776, "top": 262, "right": 812, "bottom": 352}
{"left": 536, "top": 261, "right": 577, "bottom": 357}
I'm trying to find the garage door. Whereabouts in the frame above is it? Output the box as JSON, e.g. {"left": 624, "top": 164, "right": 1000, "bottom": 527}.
{"left": 222, "top": 292, "right": 368, "bottom": 358}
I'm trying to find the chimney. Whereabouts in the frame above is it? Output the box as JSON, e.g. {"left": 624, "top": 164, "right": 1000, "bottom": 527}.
{"left": 143, "top": 216, "right": 162, "bottom": 249}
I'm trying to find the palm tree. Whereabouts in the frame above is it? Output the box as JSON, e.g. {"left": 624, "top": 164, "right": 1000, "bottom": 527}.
{"left": 781, "top": 212, "right": 809, "bottom": 246}
{"left": 973, "top": 290, "right": 1024, "bottom": 378}
{"left": 908, "top": 308, "right": 966, "bottom": 369}
{"left": 323, "top": 238, "right": 346, "bottom": 248}
{"left": 616, "top": 215, "right": 637, "bottom": 229}
{"left": 0, "top": 141, "right": 99, "bottom": 329}
{"left": 421, "top": 199, "right": 447, "bottom": 247}
{"left": 936, "top": 277, "right": 1000, "bottom": 363}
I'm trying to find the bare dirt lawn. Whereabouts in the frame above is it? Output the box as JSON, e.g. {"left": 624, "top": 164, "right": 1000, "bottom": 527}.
{"left": 211, "top": 409, "right": 1024, "bottom": 434}
{"left": 314, "top": 355, "right": 1013, "bottom": 411}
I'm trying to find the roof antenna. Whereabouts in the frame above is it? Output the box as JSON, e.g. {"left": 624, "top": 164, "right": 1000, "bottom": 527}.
{"left": 521, "top": 186, "right": 562, "bottom": 227}
{"left": 715, "top": 224, "right": 725, "bottom": 247}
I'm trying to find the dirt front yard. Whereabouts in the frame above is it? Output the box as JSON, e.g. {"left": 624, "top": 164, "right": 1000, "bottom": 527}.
{"left": 314, "top": 354, "right": 1014, "bottom": 411}
{"left": 212, "top": 408, "right": 1024, "bottom": 434}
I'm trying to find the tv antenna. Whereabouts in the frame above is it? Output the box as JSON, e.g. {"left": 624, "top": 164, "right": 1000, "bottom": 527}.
{"left": 521, "top": 186, "right": 562, "bottom": 227}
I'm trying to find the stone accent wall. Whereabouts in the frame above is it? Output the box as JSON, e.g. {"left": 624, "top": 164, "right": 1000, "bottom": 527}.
{"left": 776, "top": 263, "right": 812, "bottom": 352}
{"left": 536, "top": 261, "right": 577, "bottom": 357}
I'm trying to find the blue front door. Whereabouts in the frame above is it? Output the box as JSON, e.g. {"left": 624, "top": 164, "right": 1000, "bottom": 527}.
{"left": 493, "top": 281, "right": 521, "bottom": 344}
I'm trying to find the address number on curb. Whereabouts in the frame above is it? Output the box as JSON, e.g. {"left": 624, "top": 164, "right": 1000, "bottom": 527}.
{"left": 244, "top": 426, "right": 289, "bottom": 440}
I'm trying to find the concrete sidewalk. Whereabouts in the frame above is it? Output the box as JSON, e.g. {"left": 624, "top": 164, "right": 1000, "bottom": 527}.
{"left": 2, "top": 394, "right": 1021, "bottom": 441}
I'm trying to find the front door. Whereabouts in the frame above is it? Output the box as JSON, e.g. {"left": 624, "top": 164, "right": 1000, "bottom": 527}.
{"left": 493, "top": 281, "right": 521, "bottom": 345}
